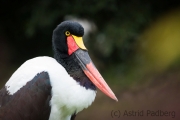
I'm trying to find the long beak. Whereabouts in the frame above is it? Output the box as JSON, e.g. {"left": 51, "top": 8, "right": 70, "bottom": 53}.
{"left": 74, "top": 49, "right": 118, "bottom": 101}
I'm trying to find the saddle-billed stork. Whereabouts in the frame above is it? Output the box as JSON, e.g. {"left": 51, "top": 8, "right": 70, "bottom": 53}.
{"left": 0, "top": 21, "right": 118, "bottom": 120}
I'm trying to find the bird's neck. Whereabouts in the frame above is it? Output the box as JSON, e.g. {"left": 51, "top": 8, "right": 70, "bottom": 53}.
{"left": 54, "top": 51, "right": 96, "bottom": 90}
{"left": 54, "top": 51, "right": 78, "bottom": 75}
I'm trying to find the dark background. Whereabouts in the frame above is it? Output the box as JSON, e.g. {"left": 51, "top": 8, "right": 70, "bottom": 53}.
{"left": 0, "top": 0, "right": 180, "bottom": 120}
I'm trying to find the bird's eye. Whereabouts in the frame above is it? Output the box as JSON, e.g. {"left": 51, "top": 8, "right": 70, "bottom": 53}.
{"left": 65, "top": 31, "right": 71, "bottom": 36}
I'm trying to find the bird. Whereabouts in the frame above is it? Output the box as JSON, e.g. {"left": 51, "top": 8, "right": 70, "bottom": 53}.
{"left": 0, "top": 21, "right": 118, "bottom": 120}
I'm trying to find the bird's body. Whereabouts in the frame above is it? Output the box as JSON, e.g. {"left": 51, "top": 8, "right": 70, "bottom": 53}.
{"left": 0, "top": 21, "right": 117, "bottom": 120}
{"left": 0, "top": 57, "right": 95, "bottom": 120}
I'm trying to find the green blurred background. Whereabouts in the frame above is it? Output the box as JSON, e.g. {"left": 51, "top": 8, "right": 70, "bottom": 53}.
{"left": 1, "top": 0, "right": 180, "bottom": 120}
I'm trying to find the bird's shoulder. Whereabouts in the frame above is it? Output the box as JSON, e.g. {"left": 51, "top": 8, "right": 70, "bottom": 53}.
{"left": 5, "top": 56, "right": 65, "bottom": 95}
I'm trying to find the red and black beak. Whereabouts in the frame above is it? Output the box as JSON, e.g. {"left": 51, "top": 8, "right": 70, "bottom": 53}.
{"left": 67, "top": 35, "right": 118, "bottom": 101}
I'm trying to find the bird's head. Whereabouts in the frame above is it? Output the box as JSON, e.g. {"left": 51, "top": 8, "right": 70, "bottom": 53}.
{"left": 52, "top": 21, "right": 118, "bottom": 101}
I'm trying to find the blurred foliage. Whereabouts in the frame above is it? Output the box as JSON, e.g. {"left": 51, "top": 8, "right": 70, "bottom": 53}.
{"left": 138, "top": 10, "right": 180, "bottom": 71}
{"left": 0, "top": 0, "right": 180, "bottom": 89}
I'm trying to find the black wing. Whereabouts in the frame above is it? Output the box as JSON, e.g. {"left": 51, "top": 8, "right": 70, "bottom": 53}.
{"left": 0, "top": 72, "right": 52, "bottom": 120}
